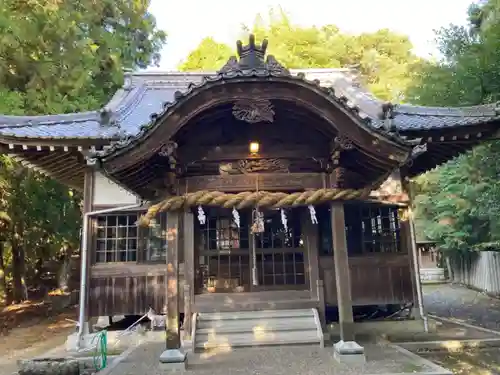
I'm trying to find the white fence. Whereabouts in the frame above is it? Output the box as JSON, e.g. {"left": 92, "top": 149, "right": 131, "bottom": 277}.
{"left": 449, "top": 251, "right": 500, "bottom": 295}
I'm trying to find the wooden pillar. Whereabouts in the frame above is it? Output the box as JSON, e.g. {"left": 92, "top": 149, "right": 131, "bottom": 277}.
{"left": 302, "top": 211, "right": 320, "bottom": 298}
{"left": 330, "top": 202, "right": 365, "bottom": 362}
{"left": 183, "top": 211, "right": 194, "bottom": 340}
{"left": 165, "top": 211, "right": 181, "bottom": 349}
{"left": 399, "top": 207, "right": 418, "bottom": 304}
{"left": 160, "top": 211, "right": 187, "bottom": 367}
{"left": 302, "top": 210, "right": 324, "bottom": 326}
{"left": 400, "top": 174, "right": 427, "bottom": 326}
{"left": 81, "top": 168, "right": 94, "bottom": 331}
{"left": 330, "top": 203, "right": 355, "bottom": 342}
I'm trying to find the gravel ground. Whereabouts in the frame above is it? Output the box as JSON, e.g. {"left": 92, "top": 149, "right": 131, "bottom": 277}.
{"left": 423, "top": 283, "right": 500, "bottom": 331}
{"left": 106, "top": 342, "right": 437, "bottom": 375}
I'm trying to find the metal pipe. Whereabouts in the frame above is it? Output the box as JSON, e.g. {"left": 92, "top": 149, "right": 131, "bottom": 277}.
{"left": 408, "top": 206, "right": 429, "bottom": 333}
{"left": 77, "top": 203, "right": 143, "bottom": 350}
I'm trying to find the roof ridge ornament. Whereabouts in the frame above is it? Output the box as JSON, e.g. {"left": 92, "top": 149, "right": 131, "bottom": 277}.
{"left": 218, "top": 34, "right": 290, "bottom": 76}
{"left": 237, "top": 34, "right": 267, "bottom": 69}
{"left": 99, "top": 108, "right": 117, "bottom": 126}
{"left": 380, "top": 102, "right": 397, "bottom": 132}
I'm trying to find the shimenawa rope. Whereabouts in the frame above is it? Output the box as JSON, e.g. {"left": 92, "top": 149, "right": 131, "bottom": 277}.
{"left": 139, "top": 187, "right": 371, "bottom": 226}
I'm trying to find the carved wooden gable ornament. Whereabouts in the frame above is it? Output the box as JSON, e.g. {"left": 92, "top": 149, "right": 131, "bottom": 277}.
{"left": 219, "top": 34, "right": 289, "bottom": 124}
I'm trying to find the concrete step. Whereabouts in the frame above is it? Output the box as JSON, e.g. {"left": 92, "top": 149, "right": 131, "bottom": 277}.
{"left": 195, "top": 330, "right": 320, "bottom": 349}
{"left": 193, "top": 308, "right": 322, "bottom": 350}
{"left": 198, "top": 309, "right": 314, "bottom": 321}
{"left": 197, "top": 318, "right": 318, "bottom": 334}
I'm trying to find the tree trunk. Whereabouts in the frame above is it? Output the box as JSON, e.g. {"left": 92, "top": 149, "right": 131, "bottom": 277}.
{"left": 11, "top": 240, "right": 27, "bottom": 303}
{"left": 0, "top": 241, "right": 7, "bottom": 304}
{"left": 57, "top": 246, "right": 74, "bottom": 292}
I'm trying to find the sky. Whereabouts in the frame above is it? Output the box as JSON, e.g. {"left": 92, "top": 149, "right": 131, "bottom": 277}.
{"left": 149, "top": 0, "right": 474, "bottom": 71}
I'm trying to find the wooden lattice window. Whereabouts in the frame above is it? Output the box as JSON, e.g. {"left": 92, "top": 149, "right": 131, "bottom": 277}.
{"left": 201, "top": 208, "right": 248, "bottom": 251}
{"left": 95, "top": 214, "right": 138, "bottom": 263}
{"left": 254, "top": 209, "right": 303, "bottom": 249}
{"left": 254, "top": 209, "right": 305, "bottom": 287}
{"left": 317, "top": 203, "right": 402, "bottom": 256}
{"left": 145, "top": 212, "right": 167, "bottom": 262}
{"left": 345, "top": 203, "right": 402, "bottom": 255}
{"left": 198, "top": 208, "right": 250, "bottom": 293}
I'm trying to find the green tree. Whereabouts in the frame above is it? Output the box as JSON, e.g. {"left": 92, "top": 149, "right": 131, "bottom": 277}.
{"left": 0, "top": 0, "right": 166, "bottom": 303}
{"left": 408, "top": 0, "right": 500, "bottom": 257}
{"left": 178, "top": 37, "right": 233, "bottom": 72}
{"left": 178, "top": 8, "right": 420, "bottom": 101}
{"left": 0, "top": 0, "right": 166, "bottom": 114}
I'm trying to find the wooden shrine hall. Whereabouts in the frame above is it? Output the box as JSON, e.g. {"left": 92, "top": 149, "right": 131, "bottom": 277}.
{"left": 2, "top": 35, "right": 500, "bottom": 363}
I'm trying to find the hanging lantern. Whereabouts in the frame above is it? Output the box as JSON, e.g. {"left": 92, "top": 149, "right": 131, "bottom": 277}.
{"left": 197, "top": 206, "right": 206, "bottom": 225}
{"left": 232, "top": 207, "right": 240, "bottom": 228}
{"left": 308, "top": 205, "right": 318, "bottom": 224}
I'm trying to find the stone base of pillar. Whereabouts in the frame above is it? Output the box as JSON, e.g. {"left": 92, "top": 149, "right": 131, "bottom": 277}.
{"left": 333, "top": 340, "right": 366, "bottom": 364}
{"left": 412, "top": 307, "right": 422, "bottom": 319}
{"left": 159, "top": 349, "right": 187, "bottom": 371}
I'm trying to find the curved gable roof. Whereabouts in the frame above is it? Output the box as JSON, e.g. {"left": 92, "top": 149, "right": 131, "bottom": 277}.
{"left": 93, "top": 68, "right": 411, "bottom": 165}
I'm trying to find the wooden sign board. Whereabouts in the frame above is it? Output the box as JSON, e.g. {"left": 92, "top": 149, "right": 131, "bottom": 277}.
{"left": 183, "top": 173, "right": 325, "bottom": 193}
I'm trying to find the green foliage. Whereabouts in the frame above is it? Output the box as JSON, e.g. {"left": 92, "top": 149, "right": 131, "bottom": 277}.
{"left": 178, "top": 8, "right": 421, "bottom": 102}
{"left": 0, "top": 0, "right": 166, "bottom": 114}
{"left": 178, "top": 37, "right": 233, "bottom": 72}
{"left": 0, "top": 0, "right": 166, "bottom": 303}
{"left": 409, "top": 0, "right": 500, "bottom": 253}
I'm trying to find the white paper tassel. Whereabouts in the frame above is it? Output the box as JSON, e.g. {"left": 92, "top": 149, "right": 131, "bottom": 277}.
{"left": 308, "top": 205, "right": 318, "bottom": 224}
{"left": 232, "top": 207, "right": 240, "bottom": 228}
{"left": 280, "top": 209, "right": 288, "bottom": 231}
{"left": 257, "top": 211, "right": 265, "bottom": 232}
{"left": 251, "top": 209, "right": 265, "bottom": 233}
{"left": 197, "top": 205, "right": 206, "bottom": 225}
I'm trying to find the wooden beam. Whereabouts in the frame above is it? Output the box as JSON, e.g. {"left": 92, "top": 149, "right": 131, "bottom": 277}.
{"left": 178, "top": 144, "right": 326, "bottom": 163}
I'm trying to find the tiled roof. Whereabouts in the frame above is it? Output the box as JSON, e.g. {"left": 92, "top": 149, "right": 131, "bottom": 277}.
{"left": 0, "top": 69, "right": 499, "bottom": 142}
{"left": 390, "top": 103, "right": 499, "bottom": 131}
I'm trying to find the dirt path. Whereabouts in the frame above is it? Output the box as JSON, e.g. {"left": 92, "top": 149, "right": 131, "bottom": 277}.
{"left": 423, "top": 283, "right": 500, "bottom": 331}
{"left": 0, "top": 301, "right": 77, "bottom": 375}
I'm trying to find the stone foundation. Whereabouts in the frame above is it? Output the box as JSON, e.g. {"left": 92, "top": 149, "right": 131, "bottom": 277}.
{"left": 18, "top": 358, "right": 95, "bottom": 375}
{"left": 333, "top": 340, "right": 366, "bottom": 364}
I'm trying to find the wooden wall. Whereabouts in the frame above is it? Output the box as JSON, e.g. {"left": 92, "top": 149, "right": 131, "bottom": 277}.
{"left": 88, "top": 254, "right": 413, "bottom": 316}
{"left": 449, "top": 251, "right": 500, "bottom": 295}
{"left": 88, "top": 263, "right": 185, "bottom": 317}
{"left": 319, "top": 254, "right": 414, "bottom": 306}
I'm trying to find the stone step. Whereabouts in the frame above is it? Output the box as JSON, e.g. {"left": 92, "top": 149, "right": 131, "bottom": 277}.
{"left": 193, "top": 308, "right": 322, "bottom": 350}
{"left": 195, "top": 330, "right": 321, "bottom": 349}
{"left": 198, "top": 309, "right": 314, "bottom": 322}
{"left": 197, "top": 317, "right": 318, "bottom": 334}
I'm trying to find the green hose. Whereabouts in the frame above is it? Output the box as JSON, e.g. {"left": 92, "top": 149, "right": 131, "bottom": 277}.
{"left": 92, "top": 330, "right": 108, "bottom": 371}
